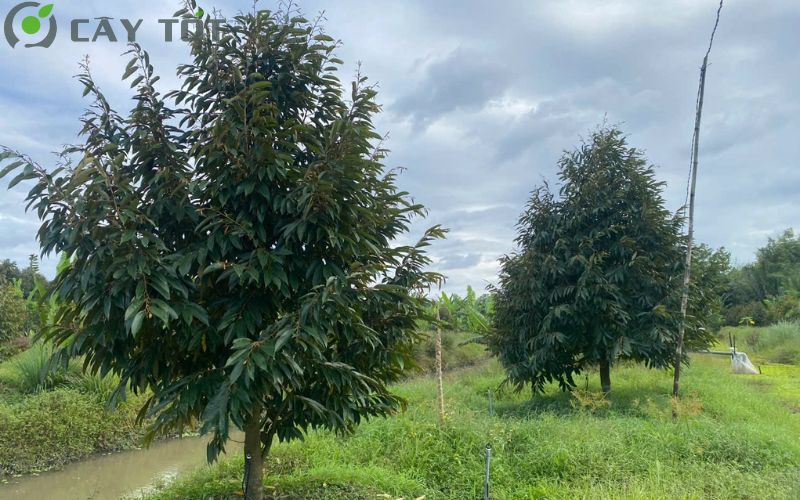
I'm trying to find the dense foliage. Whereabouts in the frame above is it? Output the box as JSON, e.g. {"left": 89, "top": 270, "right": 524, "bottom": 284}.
{"left": 0, "top": 256, "right": 49, "bottom": 345}
{"left": 0, "top": 256, "right": 47, "bottom": 298}
{"left": 685, "top": 244, "right": 731, "bottom": 340}
{"left": 724, "top": 229, "right": 800, "bottom": 325}
{"left": 0, "top": 282, "right": 27, "bottom": 342}
{"left": 0, "top": 7, "right": 443, "bottom": 497}
{"left": 434, "top": 286, "right": 493, "bottom": 333}
{"left": 489, "top": 127, "right": 703, "bottom": 393}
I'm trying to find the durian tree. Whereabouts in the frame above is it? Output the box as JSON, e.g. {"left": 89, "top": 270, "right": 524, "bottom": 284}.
{"left": 0, "top": 7, "right": 443, "bottom": 498}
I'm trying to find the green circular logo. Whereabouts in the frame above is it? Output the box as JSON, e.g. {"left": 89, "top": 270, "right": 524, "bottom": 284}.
{"left": 4, "top": 2, "right": 57, "bottom": 48}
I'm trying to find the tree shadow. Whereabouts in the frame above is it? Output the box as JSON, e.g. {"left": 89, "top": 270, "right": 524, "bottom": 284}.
{"left": 492, "top": 382, "right": 674, "bottom": 420}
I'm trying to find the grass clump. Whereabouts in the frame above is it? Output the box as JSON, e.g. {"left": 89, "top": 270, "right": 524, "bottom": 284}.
{"left": 0, "top": 342, "right": 79, "bottom": 393}
{"left": 0, "top": 342, "right": 121, "bottom": 398}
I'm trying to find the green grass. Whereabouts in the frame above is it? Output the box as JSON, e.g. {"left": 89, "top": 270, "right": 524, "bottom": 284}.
{"left": 0, "top": 387, "right": 148, "bottom": 474}
{"left": 722, "top": 322, "right": 800, "bottom": 365}
{"left": 0, "top": 333, "right": 483, "bottom": 479}
{"left": 146, "top": 355, "right": 800, "bottom": 499}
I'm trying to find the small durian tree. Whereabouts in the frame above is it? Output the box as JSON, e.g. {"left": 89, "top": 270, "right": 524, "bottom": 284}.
{"left": 1, "top": 7, "right": 443, "bottom": 498}
{"left": 489, "top": 127, "right": 712, "bottom": 395}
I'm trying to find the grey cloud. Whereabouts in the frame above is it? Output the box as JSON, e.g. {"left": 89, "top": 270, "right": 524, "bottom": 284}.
{"left": 392, "top": 47, "right": 512, "bottom": 127}
{"left": 438, "top": 253, "right": 482, "bottom": 270}
{"left": 1, "top": 0, "right": 799, "bottom": 296}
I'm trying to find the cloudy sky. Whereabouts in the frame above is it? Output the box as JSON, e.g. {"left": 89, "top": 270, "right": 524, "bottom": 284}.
{"left": 0, "top": 0, "right": 797, "bottom": 295}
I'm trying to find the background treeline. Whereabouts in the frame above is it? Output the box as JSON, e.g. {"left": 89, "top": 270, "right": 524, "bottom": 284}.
{"left": 425, "top": 228, "right": 800, "bottom": 337}
{"left": 0, "top": 255, "right": 50, "bottom": 359}
{"left": 1, "top": 228, "right": 797, "bottom": 357}
{"left": 724, "top": 229, "right": 800, "bottom": 326}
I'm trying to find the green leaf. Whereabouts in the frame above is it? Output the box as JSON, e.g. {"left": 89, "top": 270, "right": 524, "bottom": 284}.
{"left": 131, "top": 311, "right": 145, "bottom": 337}
{"left": 0, "top": 160, "right": 25, "bottom": 179}
{"left": 38, "top": 4, "right": 53, "bottom": 18}
{"left": 123, "top": 65, "right": 138, "bottom": 80}
{"left": 274, "top": 329, "right": 292, "bottom": 353}
{"left": 250, "top": 81, "right": 272, "bottom": 91}
{"left": 7, "top": 170, "right": 35, "bottom": 189}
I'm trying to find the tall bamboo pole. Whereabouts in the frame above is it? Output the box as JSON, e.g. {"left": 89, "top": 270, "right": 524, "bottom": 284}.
{"left": 673, "top": 0, "right": 724, "bottom": 399}
{"left": 435, "top": 307, "right": 445, "bottom": 424}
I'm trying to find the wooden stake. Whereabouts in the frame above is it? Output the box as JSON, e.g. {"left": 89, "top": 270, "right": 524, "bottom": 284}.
{"left": 435, "top": 308, "right": 445, "bottom": 424}
{"left": 673, "top": 0, "right": 724, "bottom": 399}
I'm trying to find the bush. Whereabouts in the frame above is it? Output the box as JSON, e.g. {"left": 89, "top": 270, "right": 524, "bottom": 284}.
{"left": 724, "top": 301, "right": 769, "bottom": 326}
{"left": 0, "top": 342, "right": 81, "bottom": 393}
{"left": 0, "top": 282, "right": 27, "bottom": 341}
{"left": 0, "top": 335, "right": 29, "bottom": 361}
{"left": 69, "top": 371, "right": 121, "bottom": 400}
{"left": 0, "top": 388, "right": 146, "bottom": 474}
{"left": 765, "top": 291, "right": 800, "bottom": 324}
{"left": 412, "top": 330, "right": 487, "bottom": 374}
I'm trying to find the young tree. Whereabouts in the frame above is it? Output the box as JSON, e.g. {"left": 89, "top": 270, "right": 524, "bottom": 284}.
{"left": 489, "top": 127, "right": 691, "bottom": 395}
{"left": 0, "top": 8, "right": 443, "bottom": 499}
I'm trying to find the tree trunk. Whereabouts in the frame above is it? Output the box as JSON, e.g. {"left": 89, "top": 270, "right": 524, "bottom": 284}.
{"left": 599, "top": 360, "right": 611, "bottom": 394}
{"left": 243, "top": 410, "right": 264, "bottom": 500}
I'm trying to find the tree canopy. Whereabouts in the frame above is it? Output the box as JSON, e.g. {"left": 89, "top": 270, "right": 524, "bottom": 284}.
{"left": 0, "top": 7, "right": 443, "bottom": 498}
{"left": 0, "top": 256, "right": 48, "bottom": 298}
{"left": 724, "top": 229, "right": 800, "bottom": 325}
{"left": 489, "top": 127, "right": 710, "bottom": 394}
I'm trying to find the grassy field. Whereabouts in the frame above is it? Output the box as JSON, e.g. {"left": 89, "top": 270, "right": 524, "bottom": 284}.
{"left": 0, "top": 331, "right": 485, "bottom": 478}
{"left": 146, "top": 353, "right": 800, "bottom": 499}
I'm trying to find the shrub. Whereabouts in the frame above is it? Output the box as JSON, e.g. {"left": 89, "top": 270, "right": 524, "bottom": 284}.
{"left": 412, "top": 331, "right": 486, "bottom": 374}
{"left": 0, "top": 334, "right": 30, "bottom": 361}
{"left": 765, "top": 291, "right": 800, "bottom": 324}
{"left": 69, "top": 371, "right": 121, "bottom": 400}
{"left": 2, "top": 342, "right": 81, "bottom": 393}
{"left": 0, "top": 282, "right": 27, "bottom": 341}
{"left": 0, "top": 388, "right": 146, "bottom": 474}
{"left": 724, "top": 301, "right": 769, "bottom": 326}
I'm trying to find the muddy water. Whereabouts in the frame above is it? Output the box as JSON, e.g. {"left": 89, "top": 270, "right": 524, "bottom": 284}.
{"left": 0, "top": 435, "right": 240, "bottom": 499}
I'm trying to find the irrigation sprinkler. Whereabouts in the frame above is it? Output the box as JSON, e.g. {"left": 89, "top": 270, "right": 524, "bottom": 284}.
{"left": 487, "top": 389, "right": 494, "bottom": 417}
{"left": 484, "top": 443, "right": 492, "bottom": 500}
